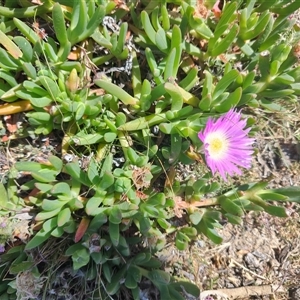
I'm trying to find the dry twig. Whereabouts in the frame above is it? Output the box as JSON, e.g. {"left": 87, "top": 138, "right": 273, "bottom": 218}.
{"left": 200, "top": 284, "right": 286, "bottom": 299}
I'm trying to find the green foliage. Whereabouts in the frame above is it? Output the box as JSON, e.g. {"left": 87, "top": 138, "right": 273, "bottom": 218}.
{"left": 0, "top": 0, "right": 299, "bottom": 298}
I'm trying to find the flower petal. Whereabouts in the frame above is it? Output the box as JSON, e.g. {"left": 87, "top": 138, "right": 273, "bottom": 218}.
{"left": 198, "top": 109, "right": 254, "bottom": 181}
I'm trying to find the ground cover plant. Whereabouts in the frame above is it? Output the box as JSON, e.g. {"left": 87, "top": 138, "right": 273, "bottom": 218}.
{"left": 0, "top": 0, "right": 300, "bottom": 299}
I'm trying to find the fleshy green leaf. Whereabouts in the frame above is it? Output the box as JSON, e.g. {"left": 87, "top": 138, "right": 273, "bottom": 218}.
{"left": 213, "top": 70, "right": 239, "bottom": 100}
{"left": 57, "top": 207, "right": 71, "bottom": 227}
{"left": 155, "top": 28, "right": 168, "bottom": 52}
{"left": 109, "top": 222, "right": 119, "bottom": 246}
{"left": 109, "top": 206, "right": 122, "bottom": 224}
{"left": 264, "top": 205, "right": 287, "bottom": 217}
{"left": 25, "top": 230, "right": 52, "bottom": 250}
{"left": 219, "top": 196, "right": 244, "bottom": 216}
{"left": 72, "top": 248, "right": 90, "bottom": 270}
{"left": 0, "top": 30, "right": 22, "bottom": 59}
{"left": 52, "top": 3, "right": 69, "bottom": 46}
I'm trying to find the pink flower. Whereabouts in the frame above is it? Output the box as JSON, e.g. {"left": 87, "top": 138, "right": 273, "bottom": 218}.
{"left": 198, "top": 109, "right": 254, "bottom": 181}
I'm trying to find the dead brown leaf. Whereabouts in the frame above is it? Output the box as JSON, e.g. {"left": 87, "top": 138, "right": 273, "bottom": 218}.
{"left": 194, "top": 0, "right": 209, "bottom": 19}
{"left": 113, "top": 0, "right": 129, "bottom": 11}
{"left": 212, "top": 0, "right": 223, "bottom": 18}
{"left": 31, "top": 0, "right": 43, "bottom": 5}
{"left": 174, "top": 196, "right": 219, "bottom": 218}
{"left": 68, "top": 48, "right": 81, "bottom": 61}
{"left": 4, "top": 114, "right": 19, "bottom": 133}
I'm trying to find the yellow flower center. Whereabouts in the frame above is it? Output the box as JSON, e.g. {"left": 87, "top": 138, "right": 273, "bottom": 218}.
{"left": 210, "top": 138, "right": 223, "bottom": 151}
{"left": 205, "top": 132, "right": 228, "bottom": 160}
